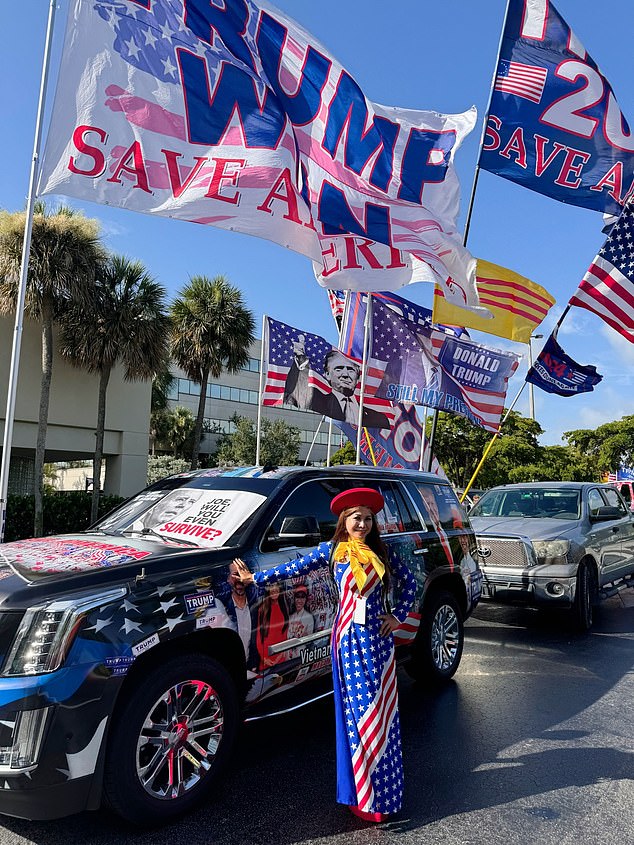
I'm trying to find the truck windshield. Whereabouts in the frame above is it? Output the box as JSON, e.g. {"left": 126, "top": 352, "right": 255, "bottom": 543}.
{"left": 471, "top": 488, "right": 581, "bottom": 520}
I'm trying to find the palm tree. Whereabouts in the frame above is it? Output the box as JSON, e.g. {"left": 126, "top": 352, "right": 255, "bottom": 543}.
{"left": 59, "top": 255, "right": 170, "bottom": 523}
{"left": 170, "top": 276, "right": 255, "bottom": 469}
{"left": 0, "top": 203, "right": 103, "bottom": 535}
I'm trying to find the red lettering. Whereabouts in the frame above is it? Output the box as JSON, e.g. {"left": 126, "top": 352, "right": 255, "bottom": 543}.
{"left": 68, "top": 125, "right": 107, "bottom": 177}
{"left": 256, "top": 167, "right": 302, "bottom": 222}
{"left": 554, "top": 147, "right": 591, "bottom": 188}
{"left": 318, "top": 240, "right": 340, "bottom": 278}
{"left": 534, "top": 135, "right": 566, "bottom": 177}
{"left": 589, "top": 161, "right": 625, "bottom": 204}
{"left": 344, "top": 237, "right": 382, "bottom": 270}
{"left": 162, "top": 150, "right": 208, "bottom": 198}
{"left": 107, "top": 141, "right": 151, "bottom": 193}
{"left": 204, "top": 157, "right": 245, "bottom": 204}
{"left": 483, "top": 115, "right": 501, "bottom": 151}
{"left": 499, "top": 127, "right": 527, "bottom": 168}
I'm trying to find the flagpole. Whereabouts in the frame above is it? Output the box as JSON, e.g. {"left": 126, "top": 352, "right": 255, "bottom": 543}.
{"left": 0, "top": 0, "right": 57, "bottom": 544}
{"left": 328, "top": 289, "right": 349, "bottom": 467}
{"left": 355, "top": 294, "right": 372, "bottom": 464}
{"left": 304, "top": 416, "right": 326, "bottom": 466}
{"left": 459, "top": 381, "right": 527, "bottom": 503}
{"left": 425, "top": 407, "right": 439, "bottom": 472}
{"left": 326, "top": 417, "right": 333, "bottom": 466}
{"left": 418, "top": 406, "right": 428, "bottom": 471}
{"left": 255, "top": 314, "right": 267, "bottom": 467}
{"left": 463, "top": 0, "right": 512, "bottom": 246}
{"left": 363, "top": 429, "right": 377, "bottom": 466}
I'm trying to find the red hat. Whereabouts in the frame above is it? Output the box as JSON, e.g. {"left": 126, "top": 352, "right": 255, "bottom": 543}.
{"left": 330, "top": 487, "right": 384, "bottom": 516}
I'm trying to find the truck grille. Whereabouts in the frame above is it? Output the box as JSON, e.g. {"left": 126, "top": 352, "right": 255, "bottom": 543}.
{"left": 474, "top": 536, "right": 534, "bottom": 568}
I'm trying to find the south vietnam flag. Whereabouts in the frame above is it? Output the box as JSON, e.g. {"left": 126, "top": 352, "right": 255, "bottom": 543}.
{"left": 433, "top": 259, "right": 555, "bottom": 344}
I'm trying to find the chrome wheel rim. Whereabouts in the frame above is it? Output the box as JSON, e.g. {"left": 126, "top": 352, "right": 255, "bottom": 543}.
{"left": 136, "top": 680, "right": 224, "bottom": 800}
{"left": 431, "top": 604, "right": 460, "bottom": 671}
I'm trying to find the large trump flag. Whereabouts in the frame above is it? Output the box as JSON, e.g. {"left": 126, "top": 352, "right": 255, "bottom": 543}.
{"left": 38, "top": 0, "right": 479, "bottom": 304}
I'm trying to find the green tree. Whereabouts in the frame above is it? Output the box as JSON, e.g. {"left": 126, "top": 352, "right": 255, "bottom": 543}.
{"left": 0, "top": 203, "right": 103, "bottom": 535}
{"left": 330, "top": 440, "right": 356, "bottom": 464}
{"left": 147, "top": 455, "right": 190, "bottom": 485}
{"left": 508, "top": 444, "right": 598, "bottom": 483}
{"left": 170, "top": 276, "right": 255, "bottom": 470}
{"left": 152, "top": 406, "right": 196, "bottom": 458}
{"left": 565, "top": 415, "right": 634, "bottom": 474}
{"left": 215, "top": 415, "right": 300, "bottom": 466}
{"left": 59, "top": 255, "right": 169, "bottom": 522}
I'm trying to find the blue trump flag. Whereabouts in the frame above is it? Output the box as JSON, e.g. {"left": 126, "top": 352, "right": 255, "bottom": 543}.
{"left": 480, "top": 0, "right": 634, "bottom": 214}
{"left": 526, "top": 334, "right": 602, "bottom": 396}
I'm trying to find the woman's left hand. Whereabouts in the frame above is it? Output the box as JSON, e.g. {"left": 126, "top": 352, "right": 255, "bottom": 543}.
{"left": 378, "top": 613, "right": 400, "bottom": 638}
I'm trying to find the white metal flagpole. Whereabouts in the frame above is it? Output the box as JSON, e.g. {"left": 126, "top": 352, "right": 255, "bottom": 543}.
{"left": 0, "top": 0, "right": 57, "bottom": 544}
{"left": 355, "top": 294, "right": 372, "bottom": 464}
{"left": 255, "top": 314, "right": 267, "bottom": 467}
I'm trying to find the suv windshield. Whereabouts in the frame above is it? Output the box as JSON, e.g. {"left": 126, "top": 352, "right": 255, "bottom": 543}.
{"left": 471, "top": 488, "right": 581, "bottom": 520}
{"left": 94, "top": 481, "right": 269, "bottom": 548}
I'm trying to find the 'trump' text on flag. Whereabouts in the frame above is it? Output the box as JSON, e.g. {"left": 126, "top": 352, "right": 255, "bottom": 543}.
{"left": 38, "top": 0, "right": 478, "bottom": 302}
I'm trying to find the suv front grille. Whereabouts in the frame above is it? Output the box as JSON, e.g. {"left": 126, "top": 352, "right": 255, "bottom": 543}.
{"left": 475, "top": 536, "right": 534, "bottom": 568}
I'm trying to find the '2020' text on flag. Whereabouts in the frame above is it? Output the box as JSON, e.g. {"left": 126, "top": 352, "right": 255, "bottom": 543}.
{"left": 38, "top": 0, "right": 478, "bottom": 304}
{"left": 569, "top": 202, "right": 634, "bottom": 342}
{"left": 432, "top": 259, "right": 555, "bottom": 344}
{"left": 480, "top": 0, "right": 634, "bottom": 214}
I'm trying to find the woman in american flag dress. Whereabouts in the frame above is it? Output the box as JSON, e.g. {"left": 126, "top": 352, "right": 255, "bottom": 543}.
{"left": 235, "top": 487, "right": 416, "bottom": 822}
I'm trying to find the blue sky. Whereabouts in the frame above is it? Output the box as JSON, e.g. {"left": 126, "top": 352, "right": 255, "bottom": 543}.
{"left": 2, "top": 0, "right": 634, "bottom": 448}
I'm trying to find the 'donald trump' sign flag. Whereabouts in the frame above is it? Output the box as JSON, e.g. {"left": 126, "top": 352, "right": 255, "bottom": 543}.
{"left": 38, "top": 0, "right": 479, "bottom": 304}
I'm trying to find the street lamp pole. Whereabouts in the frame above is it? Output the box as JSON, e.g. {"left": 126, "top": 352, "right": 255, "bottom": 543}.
{"left": 528, "top": 333, "right": 543, "bottom": 420}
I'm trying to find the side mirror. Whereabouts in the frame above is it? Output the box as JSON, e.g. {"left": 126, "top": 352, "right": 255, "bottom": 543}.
{"left": 265, "top": 515, "right": 321, "bottom": 550}
{"left": 589, "top": 505, "right": 623, "bottom": 522}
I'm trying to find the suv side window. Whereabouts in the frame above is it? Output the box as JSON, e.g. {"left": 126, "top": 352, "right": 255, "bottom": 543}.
{"left": 619, "top": 483, "right": 632, "bottom": 504}
{"left": 587, "top": 488, "right": 605, "bottom": 517}
{"left": 602, "top": 487, "right": 628, "bottom": 514}
{"left": 413, "top": 482, "right": 459, "bottom": 533}
{"left": 261, "top": 479, "right": 350, "bottom": 549}
{"left": 375, "top": 482, "right": 422, "bottom": 534}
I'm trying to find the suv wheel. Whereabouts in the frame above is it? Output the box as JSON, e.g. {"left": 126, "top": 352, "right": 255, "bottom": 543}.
{"left": 572, "top": 561, "right": 595, "bottom": 632}
{"left": 103, "top": 653, "right": 238, "bottom": 825}
{"left": 405, "top": 590, "right": 464, "bottom": 683}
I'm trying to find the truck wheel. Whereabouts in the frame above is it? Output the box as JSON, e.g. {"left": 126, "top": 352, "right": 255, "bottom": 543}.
{"left": 405, "top": 590, "right": 464, "bottom": 683}
{"left": 103, "top": 653, "right": 238, "bottom": 826}
{"left": 572, "top": 561, "right": 595, "bottom": 632}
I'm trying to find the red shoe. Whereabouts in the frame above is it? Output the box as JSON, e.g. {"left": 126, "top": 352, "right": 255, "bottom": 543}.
{"left": 349, "top": 805, "right": 388, "bottom": 823}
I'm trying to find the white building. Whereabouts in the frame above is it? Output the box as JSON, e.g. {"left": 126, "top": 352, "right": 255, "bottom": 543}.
{"left": 1, "top": 315, "right": 151, "bottom": 496}
{"left": 167, "top": 338, "right": 335, "bottom": 464}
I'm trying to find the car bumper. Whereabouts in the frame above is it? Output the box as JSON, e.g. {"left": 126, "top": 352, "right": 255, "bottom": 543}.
{"left": 0, "top": 664, "right": 120, "bottom": 820}
{"left": 480, "top": 567, "right": 577, "bottom": 607}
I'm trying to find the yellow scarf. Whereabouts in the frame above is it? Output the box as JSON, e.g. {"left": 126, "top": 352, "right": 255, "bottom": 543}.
{"left": 334, "top": 539, "right": 385, "bottom": 591}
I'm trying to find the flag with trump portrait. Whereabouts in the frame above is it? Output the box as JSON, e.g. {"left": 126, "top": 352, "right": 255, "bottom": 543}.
{"left": 345, "top": 297, "right": 521, "bottom": 432}
{"left": 480, "top": 0, "right": 634, "bottom": 214}
{"left": 38, "top": 0, "right": 479, "bottom": 303}
{"left": 262, "top": 316, "right": 395, "bottom": 428}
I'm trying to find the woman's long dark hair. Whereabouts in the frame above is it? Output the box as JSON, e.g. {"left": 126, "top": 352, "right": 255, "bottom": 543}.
{"left": 330, "top": 506, "right": 391, "bottom": 594}
{"left": 257, "top": 585, "right": 290, "bottom": 640}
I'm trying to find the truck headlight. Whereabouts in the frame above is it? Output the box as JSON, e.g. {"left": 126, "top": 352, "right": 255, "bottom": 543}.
{"left": 3, "top": 588, "right": 126, "bottom": 677}
{"left": 531, "top": 540, "right": 570, "bottom": 565}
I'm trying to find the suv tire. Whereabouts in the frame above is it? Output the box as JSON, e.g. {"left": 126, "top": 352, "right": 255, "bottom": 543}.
{"left": 103, "top": 653, "right": 238, "bottom": 826}
{"left": 405, "top": 590, "right": 464, "bottom": 683}
{"left": 572, "top": 560, "right": 595, "bottom": 632}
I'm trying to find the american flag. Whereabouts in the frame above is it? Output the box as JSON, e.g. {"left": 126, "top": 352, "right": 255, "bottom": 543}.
{"left": 569, "top": 203, "right": 634, "bottom": 343}
{"left": 494, "top": 58, "right": 548, "bottom": 103}
{"left": 262, "top": 317, "right": 395, "bottom": 425}
{"left": 327, "top": 290, "right": 347, "bottom": 328}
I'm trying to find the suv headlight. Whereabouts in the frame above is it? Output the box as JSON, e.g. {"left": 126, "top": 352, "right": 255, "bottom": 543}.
{"left": 531, "top": 540, "right": 570, "bottom": 565}
{"left": 3, "top": 588, "right": 126, "bottom": 677}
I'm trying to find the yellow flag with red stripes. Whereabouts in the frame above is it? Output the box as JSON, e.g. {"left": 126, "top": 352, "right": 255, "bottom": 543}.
{"left": 433, "top": 259, "right": 556, "bottom": 344}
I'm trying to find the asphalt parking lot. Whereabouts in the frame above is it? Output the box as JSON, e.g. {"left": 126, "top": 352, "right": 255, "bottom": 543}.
{"left": 0, "top": 593, "right": 631, "bottom": 845}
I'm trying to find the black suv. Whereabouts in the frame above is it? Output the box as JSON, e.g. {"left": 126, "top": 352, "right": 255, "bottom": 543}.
{"left": 0, "top": 466, "right": 481, "bottom": 824}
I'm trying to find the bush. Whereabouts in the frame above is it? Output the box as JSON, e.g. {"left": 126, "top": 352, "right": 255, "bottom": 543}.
{"left": 147, "top": 455, "right": 191, "bottom": 484}
{"left": 4, "top": 492, "right": 125, "bottom": 543}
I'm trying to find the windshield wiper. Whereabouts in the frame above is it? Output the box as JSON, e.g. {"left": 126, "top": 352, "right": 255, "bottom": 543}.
{"left": 120, "top": 527, "right": 200, "bottom": 548}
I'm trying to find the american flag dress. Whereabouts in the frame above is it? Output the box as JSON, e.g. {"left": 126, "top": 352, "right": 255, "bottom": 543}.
{"left": 252, "top": 540, "right": 416, "bottom": 814}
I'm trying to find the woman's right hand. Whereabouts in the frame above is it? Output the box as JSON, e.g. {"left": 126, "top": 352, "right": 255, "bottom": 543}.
{"left": 233, "top": 558, "right": 255, "bottom": 585}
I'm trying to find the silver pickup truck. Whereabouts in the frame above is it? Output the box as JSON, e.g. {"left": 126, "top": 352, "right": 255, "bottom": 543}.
{"left": 469, "top": 481, "right": 634, "bottom": 630}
